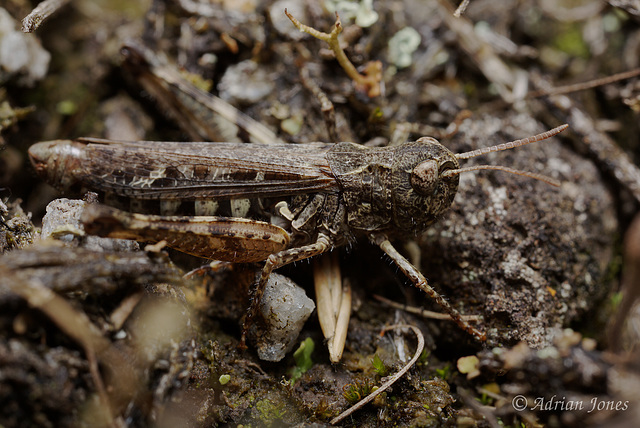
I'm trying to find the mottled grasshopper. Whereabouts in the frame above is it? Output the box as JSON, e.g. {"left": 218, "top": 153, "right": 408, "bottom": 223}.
{"left": 29, "top": 122, "right": 567, "bottom": 344}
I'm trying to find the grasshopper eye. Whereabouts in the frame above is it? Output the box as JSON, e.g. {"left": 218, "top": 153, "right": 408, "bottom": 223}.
{"left": 411, "top": 159, "right": 439, "bottom": 195}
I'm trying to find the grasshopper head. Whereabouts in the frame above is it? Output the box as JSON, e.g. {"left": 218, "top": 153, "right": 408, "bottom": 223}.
{"left": 390, "top": 137, "right": 460, "bottom": 234}
{"left": 28, "top": 140, "right": 85, "bottom": 192}
{"left": 390, "top": 124, "right": 568, "bottom": 237}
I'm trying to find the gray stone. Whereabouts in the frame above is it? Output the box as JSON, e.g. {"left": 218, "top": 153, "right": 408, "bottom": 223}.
{"left": 255, "top": 273, "right": 316, "bottom": 362}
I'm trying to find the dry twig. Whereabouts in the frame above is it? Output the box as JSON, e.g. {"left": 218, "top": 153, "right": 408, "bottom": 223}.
{"left": 285, "top": 9, "right": 382, "bottom": 98}
{"left": 454, "top": 0, "right": 471, "bottom": 17}
{"left": 374, "top": 295, "right": 483, "bottom": 322}
{"left": 528, "top": 68, "right": 640, "bottom": 98}
{"left": 330, "top": 324, "right": 425, "bottom": 425}
{"left": 22, "top": 0, "right": 70, "bottom": 32}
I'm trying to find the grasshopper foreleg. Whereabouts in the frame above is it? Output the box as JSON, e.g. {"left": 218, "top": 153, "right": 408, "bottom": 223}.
{"left": 240, "top": 233, "right": 332, "bottom": 348}
{"left": 375, "top": 237, "right": 486, "bottom": 341}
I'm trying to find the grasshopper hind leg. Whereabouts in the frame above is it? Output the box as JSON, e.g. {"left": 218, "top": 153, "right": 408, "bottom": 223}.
{"left": 239, "top": 234, "right": 332, "bottom": 349}
{"left": 375, "top": 236, "right": 486, "bottom": 342}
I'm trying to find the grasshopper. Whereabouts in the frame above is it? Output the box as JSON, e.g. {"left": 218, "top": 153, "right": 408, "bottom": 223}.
{"left": 29, "top": 122, "right": 567, "bottom": 344}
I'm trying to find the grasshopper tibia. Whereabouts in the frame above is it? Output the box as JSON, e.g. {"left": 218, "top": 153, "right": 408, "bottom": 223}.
{"left": 240, "top": 234, "right": 332, "bottom": 349}
{"left": 375, "top": 237, "right": 486, "bottom": 341}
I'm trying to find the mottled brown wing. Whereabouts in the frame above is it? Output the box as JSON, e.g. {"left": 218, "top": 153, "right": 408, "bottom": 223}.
{"left": 76, "top": 138, "right": 337, "bottom": 200}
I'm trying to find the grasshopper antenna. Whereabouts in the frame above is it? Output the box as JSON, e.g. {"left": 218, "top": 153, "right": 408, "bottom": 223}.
{"left": 441, "top": 124, "right": 568, "bottom": 187}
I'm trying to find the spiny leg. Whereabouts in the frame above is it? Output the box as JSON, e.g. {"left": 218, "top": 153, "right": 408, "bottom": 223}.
{"left": 240, "top": 234, "right": 332, "bottom": 348}
{"left": 376, "top": 237, "right": 486, "bottom": 341}
{"left": 184, "top": 260, "right": 232, "bottom": 279}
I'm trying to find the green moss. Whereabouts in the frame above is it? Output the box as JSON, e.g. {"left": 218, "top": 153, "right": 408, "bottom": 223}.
{"left": 372, "top": 354, "right": 389, "bottom": 376}
{"left": 343, "top": 379, "right": 376, "bottom": 404}
{"left": 255, "top": 399, "right": 286, "bottom": 427}
{"left": 289, "top": 337, "right": 314, "bottom": 383}
{"left": 419, "top": 350, "right": 430, "bottom": 365}
{"left": 434, "top": 363, "right": 452, "bottom": 380}
{"left": 553, "top": 24, "right": 589, "bottom": 59}
{"left": 56, "top": 99, "right": 78, "bottom": 116}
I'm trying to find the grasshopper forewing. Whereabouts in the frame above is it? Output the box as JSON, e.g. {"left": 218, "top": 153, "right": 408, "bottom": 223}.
{"left": 29, "top": 124, "right": 568, "bottom": 344}
{"left": 29, "top": 138, "right": 335, "bottom": 201}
